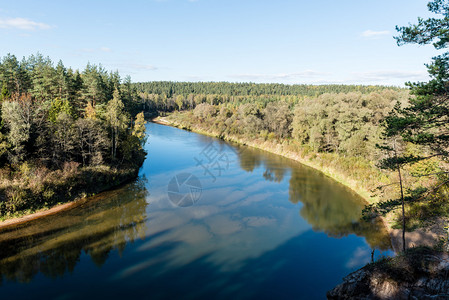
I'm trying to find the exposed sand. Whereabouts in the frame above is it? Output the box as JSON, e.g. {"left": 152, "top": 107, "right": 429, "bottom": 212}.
{"left": 0, "top": 200, "right": 82, "bottom": 230}
{"left": 387, "top": 219, "right": 447, "bottom": 253}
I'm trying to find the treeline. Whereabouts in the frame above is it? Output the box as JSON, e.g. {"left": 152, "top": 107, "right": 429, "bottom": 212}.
{"left": 136, "top": 81, "right": 404, "bottom": 113}
{"left": 134, "top": 81, "right": 401, "bottom": 97}
{"left": 0, "top": 53, "right": 146, "bottom": 216}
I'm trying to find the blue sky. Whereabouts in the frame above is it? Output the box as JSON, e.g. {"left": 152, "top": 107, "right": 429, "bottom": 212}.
{"left": 0, "top": 0, "right": 440, "bottom": 86}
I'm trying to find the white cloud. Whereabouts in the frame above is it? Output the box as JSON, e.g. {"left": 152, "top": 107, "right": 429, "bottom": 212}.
{"left": 361, "top": 30, "right": 390, "bottom": 39}
{"left": 0, "top": 17, "right": 52, "bottom": 30}
{"left": 352, "top": 70, "right": 429, "bottom": 82}
{"left": 110, "top": 63, "right": 159, "bottom": 75}
{"left": 79, "top": 47, "right": 112, "bottom": 53}
{"left": 226, "top": 69, "right": 429, "bottom": 86}
{"left": 230, "top": 70, "right": 329, "bottom": 81}
{"left": 120, "top": 63, "right": 158, "bottom": 71}
{"left": 346, "top": 247, "right": 371, "bottom": 269}
{"left": 100, "top": 47, "right": 112, "bottom": 53}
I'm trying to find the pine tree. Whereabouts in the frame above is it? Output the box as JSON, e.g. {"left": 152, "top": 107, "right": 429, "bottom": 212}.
{"left": 390, "top": 0, "right": 449, "bottom": 158}
{"left": 373, "top": 0, "right": 449, "bottom": 252}
{"left": 0, "top": 83, "right": 11, "bottom": 102}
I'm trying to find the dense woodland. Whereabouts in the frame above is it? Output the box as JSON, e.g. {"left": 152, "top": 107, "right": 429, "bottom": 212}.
{"left": 136, "top": 81, "right": 403, "bottom": 113}
{"left": 0, "top": 53, "right": 412, "bottom": 220}
{"left": 0, "top": 53, "right": 146, "bottom": 217}
{"left": 135, "top": 81, "right": 400, "bottom": 98}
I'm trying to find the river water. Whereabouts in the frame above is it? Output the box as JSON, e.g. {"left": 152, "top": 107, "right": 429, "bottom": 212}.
{"left": 0, "top": 122, "right": 392, "bottom": 299}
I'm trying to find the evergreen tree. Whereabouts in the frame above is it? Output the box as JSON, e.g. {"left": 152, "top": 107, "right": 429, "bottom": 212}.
{"left": 0, "top": 54, "right": 30, "bottom": 95}
{"left": 0, "top": 83, "right": 11, "bottom": 102}
{"left": 30, "top": 53, "right": 58, "bottom": 101}
{"left": 105, "top": 88, "right": 128, "bottom": 160}
{"left": 81, "top": 63, "right": 107, "bottom": 105}
{"left": 389, "top": 0, "right": 449, "bottom": 158}
{"left": 55, "top": 60, "right": 70, "bottom": 100}
{"left": 371, "top": 0, "right": 449, "bottom": 252}
{"left": 48, "top": 98, "right": 74, "bottom": 123}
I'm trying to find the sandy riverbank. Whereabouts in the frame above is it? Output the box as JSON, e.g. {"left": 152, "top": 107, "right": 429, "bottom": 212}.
{"left": 0, "top": 201, "right": 83, "bottom": 229}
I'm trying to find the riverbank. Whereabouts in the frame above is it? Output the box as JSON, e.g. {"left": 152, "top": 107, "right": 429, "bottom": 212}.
{"left": 0, "top": 164, "right": 140, "bottom": 229}
{"left": 153, "top": 115, "right": 442, "bottom": 253}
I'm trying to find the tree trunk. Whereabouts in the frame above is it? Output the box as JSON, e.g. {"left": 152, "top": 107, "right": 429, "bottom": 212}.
{"left": 397, "top": 163, "right": 406, "bottom": 253}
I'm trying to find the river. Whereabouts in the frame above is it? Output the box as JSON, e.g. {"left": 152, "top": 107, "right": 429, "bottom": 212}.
{"left": 0, "top": 122, "right": 393, "bottom": 299}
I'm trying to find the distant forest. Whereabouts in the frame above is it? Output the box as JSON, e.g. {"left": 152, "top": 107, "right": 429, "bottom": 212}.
{"left": 134, "top": 81, "right": 405, "bottom": 114}
{"left": 134, "top": 81, "right": 401, "bottom": 97}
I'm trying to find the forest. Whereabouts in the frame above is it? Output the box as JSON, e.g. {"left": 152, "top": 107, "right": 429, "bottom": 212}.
{"left": 134, "top": 81, "right": 401, "bottom": 97}
{"left": 0, "top": 53, "right": 147, "bottom": 218}
{"left": 2, "top": 49, "right": 443, "bottom": 247}
{"left": 135, "top": 81, "right": 404, "bottom": 113}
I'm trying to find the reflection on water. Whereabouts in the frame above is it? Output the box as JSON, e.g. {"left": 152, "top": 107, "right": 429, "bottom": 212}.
{"left": 288, "top": 164, "right": 391, "bottom": 250}
{"left": 0, "top": 178, "right": 148, "bottom": 283}
{"left": 0, "top": 123, "right": 392, "bottom": 299}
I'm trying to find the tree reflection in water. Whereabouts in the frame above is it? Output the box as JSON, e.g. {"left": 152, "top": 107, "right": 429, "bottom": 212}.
{"left": 236, "top": 146, "right": 391, "bottom": 251}
{"left": 0, "top": 177, "right": 149, "bottom": 283}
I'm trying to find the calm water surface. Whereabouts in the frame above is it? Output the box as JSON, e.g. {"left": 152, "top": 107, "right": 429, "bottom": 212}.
{"left": 0, "top": 123, "right": 392, "bottom": 299}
